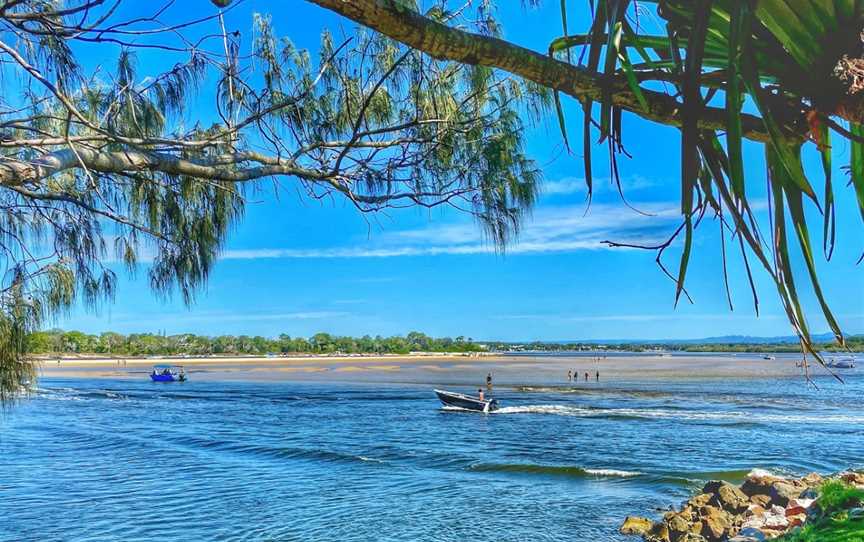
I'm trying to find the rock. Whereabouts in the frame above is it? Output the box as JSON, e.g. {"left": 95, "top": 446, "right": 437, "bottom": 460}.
{"left": 763, "top": 508, "right": 788, "bottom": 530}
{"left": 801, "top": 472, "right": 823, "bottom": 487}
{"left": 741, "top": 514, "right": 766, "bottom": 530}
{"left": 646, "top": 522, "right": 671, "bottom": 542}
{"left": 688, "top": 520, "right": 704, "bottom": 537}
{"left": 744, "top": 504, "right": 766, "bottom": 518}
{"left": 700, "top": 506, "right": 731, "bottom": 541}
{"left": 750, "top": 494, "right": 772, "bottom": 508}
{"left": 677, "top": 534, "right": 708, "bottom": 542}
{"left": 702, "top": 480, "right": 750, "bottom": 513}
{"left": 769, "top": 505, "right": 786, "bottom": 516}
{"left": 716, "top": 482, "right": 750, "bottom": 513}
{"left": 787, "top": 514, "right": 806, "bottom": 528}
{"left": 620, "top": 516, "right": 653, "bottom": 536}
{"left": 768, "top": 481, "right": 801, "bottom": 507}
{"left": 840, "top": 471, "right": 864, "bottom": 486}
{"left": 729, "top": 526, "right": 767, "bottom": 541}
{"left": 688, "top": 493, "right": 712, "bottom": 509}
{"left": 788, "top": 498, "right": 815, "bottom": 510}
{"left": 798, "top": 487, "right": 818, "bottom": 500}
{"left": 785, "top": 498, "right": 814, "bottom": 518}
{"left": 742, "top": 473, "right": 782, "bottom": 498}
{"left": 666, "top": 511, "right": 692, "bottom": 535}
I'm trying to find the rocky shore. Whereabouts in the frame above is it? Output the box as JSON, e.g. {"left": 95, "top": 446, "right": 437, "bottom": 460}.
{"left": 620, "top": 470, "right": 864, "bottom": 541}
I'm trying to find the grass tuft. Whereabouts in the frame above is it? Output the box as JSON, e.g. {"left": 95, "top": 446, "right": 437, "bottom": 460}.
{"left": 779, "top": 480, "right": 864, "bottom": 542}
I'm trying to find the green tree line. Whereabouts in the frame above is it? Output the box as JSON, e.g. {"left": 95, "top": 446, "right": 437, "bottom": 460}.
{"left": 26, "top": 330, "right": 484, "bottom": 357}
{"left": 485, "top": 337, "right": 864, "bottom": 354}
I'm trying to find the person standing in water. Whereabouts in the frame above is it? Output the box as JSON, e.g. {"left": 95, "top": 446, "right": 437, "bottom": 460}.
{"left": 486, "top": 372, "right": 493, "bottom": 388}
{"left": 567, "top": 369, "right": 572, "bottom": 382}
{"left": 595, "top": 370, "right": 599, "bottom": 381}
{"left": 584, "top": 371, "right": 589, "bottom": 382}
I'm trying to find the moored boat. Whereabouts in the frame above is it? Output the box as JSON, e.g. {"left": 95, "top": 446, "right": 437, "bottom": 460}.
{"left": 434, "top": 389, "right": 498, "bottom": 412}
{"left": 826, "top": 357, "right": 856, "bottom": 369}
{"left": 150, "top": 365, "right": 187, "bottom": 382}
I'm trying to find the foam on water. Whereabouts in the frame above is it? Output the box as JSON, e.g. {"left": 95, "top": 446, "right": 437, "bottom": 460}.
{"left": 493, "top": 404, "right": 864, "bottom": 424}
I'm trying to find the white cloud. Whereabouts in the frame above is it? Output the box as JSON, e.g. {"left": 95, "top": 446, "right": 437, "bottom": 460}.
{"left": 542, "top": 175, "right": 657, "bottom": 196}
{"left": 145, "top": 310, "right": 349, "bottom": 324}
{"left": 494, "top": 313, "right": 780, "bottom": 323}
{"left": 220, "top": 201, "right": 683, "bottom": 260}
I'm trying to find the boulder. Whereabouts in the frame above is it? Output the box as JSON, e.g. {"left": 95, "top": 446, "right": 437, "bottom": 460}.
{"left": 677, "top": 534, "right": 708, "bottom": 542}
{"left": 744, "top": 504, "right": 766, "bottom": 518}
{"left": 840, "top": 471, "right": 864, "bottom": 487}
{"left": 620, "top": 516, "right": 653, "bottom": 535}
{"left": 714, "top": 482, "right": 750, "bottom": 513}
{"left": 762, "top": 508, "right": 788, "bottom": 530}
{"left": 785, "top": 498, "right": 814, "bottom": 518}
{"left": 729, "top": 527, "right": 767, "bottom": 541}
{"left": 666, "top": 511, "right": 692, "bottom": 535}
{"left": 750, "top": 494, "right": 772, "bottom": 508}
{"left": 801, "top": 472, "right": 823, "bottom": 488}
{"left": 741, "top": 473, "right": 781, "bottom": 498}
{"left": 688, "top": 493, "right": 712, "bottom": 509}
{"left": 700, "top": 506, "right": 731, "bottom": 541}
{"left": 646, "top": 522, "right": 671, "bottom": 542}
{"left": 799, "top": 487, "right": 818, "bottom": 500}
{"left": 768, "top": 481, "right": 801, "bottom": 507}
{"left": 787, "top": 514, "right": 806, "bottom": 528}
{"left": 741, "top": 514, "right": 766, "bottom": 530}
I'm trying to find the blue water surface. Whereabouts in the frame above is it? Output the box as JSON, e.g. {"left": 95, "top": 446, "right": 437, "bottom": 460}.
{"left": 1, "top": 371, "right": 862, "bottom": 541}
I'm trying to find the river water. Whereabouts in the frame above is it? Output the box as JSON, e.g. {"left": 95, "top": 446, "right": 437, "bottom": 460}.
{"left": 1, "top": 361, "right": 862, "bottom": 541}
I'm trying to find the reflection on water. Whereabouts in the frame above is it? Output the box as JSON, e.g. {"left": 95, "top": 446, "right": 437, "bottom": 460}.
{"left": 1, "top": 371, "right": 862, "bottom": 541}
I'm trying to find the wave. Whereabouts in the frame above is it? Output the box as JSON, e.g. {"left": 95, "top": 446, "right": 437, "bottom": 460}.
{"left": 467, "top": 463, "right": 641, "bottom": 479}
{"left": 161, "top": 434, "right": 391, "bottom": 467}
{"left": 493, "top": 404, "right": 864, "bottom": 424}
{"left": 467, "top": 463, "right": 773, "bottom": 487}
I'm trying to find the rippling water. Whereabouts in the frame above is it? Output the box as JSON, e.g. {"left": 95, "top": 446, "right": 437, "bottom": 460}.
{"left": 1, "top": 369, "right": 862, "bottom": 541}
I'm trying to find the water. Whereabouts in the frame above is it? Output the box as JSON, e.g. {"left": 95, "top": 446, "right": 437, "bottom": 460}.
{"left": 1, "top": 370, "right": 863, "bottom": 541}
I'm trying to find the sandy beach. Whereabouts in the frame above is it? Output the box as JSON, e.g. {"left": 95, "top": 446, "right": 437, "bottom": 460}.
{"left": 33, "top": 351, "right": 832, "bottom": 384}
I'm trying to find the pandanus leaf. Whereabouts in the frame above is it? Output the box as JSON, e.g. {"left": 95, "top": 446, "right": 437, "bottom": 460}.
{"left": 783, "top": 176, "right": 844, "bottom": 345}
{"left": 850, "top": 123, "right": 864, "bottom": 225}
{"left": 817, "top": 121, "right": 835, "bottom": 260}
{"left": 725, "top": 0, "right": 747, "bottom": 200}
{"left": 676, "top": 0, "right": 711, "bottom": 306}
{"left": 739, "top": 41, "right": 818, "bottom": 202}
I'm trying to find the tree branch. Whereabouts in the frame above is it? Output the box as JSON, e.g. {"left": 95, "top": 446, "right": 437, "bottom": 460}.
{"left": 303, "top": 0, "right": 780, "bottom": 143}
{"left": 0, "top": 148, "right": 322, "bottom": 185}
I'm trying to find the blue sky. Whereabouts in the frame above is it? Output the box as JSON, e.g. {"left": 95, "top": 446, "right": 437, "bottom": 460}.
{"left": 58, "top": 0, "right": 864, "bottom": 341}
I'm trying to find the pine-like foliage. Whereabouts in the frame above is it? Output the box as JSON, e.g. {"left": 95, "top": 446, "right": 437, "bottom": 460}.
{"left": 0, "top": 1, "right": 548, "bottom": 401}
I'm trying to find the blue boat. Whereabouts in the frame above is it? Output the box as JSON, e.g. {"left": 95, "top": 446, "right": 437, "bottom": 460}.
{"left": 150, "top": 365, "right": 187, "bottom": 382}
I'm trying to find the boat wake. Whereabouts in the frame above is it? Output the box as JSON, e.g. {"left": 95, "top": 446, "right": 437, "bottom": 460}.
{"left": 493, "top": 404, "right": 863, "bottom": 424}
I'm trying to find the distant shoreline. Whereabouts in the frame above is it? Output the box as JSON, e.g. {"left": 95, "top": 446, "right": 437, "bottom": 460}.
{"left": 31, "top": 350, "right": 495, "bottom": 365}
{"left": 32, "top": 351, "right": 854, "bottom": 383}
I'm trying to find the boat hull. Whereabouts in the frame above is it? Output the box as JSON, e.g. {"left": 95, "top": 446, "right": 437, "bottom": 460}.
{"left": 434, "top": 389, "right": 498, "bottom": 412}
